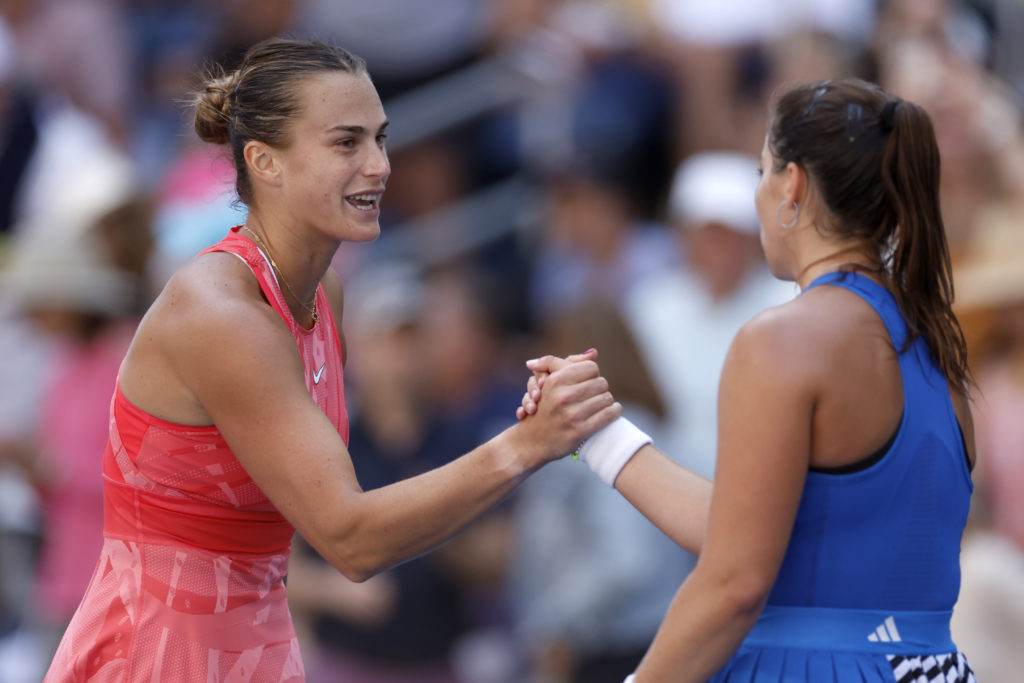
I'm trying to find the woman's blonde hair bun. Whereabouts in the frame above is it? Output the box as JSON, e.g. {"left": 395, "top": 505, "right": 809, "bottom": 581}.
{"left": 192, "top": 70, "right": 240, "bottom": 145}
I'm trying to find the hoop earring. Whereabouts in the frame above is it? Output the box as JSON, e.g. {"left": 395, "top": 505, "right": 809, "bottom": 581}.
{"left": 777, "top": 200, "right": 800, "bottom": 229}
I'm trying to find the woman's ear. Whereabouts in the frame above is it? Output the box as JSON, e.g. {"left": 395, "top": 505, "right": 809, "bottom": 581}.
{"left": 782, "top": 161, "right": 807, "bottom": 207}
{"left": 244, "top": 140, "right": 283, "bottom": 188}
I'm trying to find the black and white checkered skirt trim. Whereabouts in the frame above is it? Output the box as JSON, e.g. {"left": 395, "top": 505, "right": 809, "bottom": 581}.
{"left": 887, "top": 652, "right": 977, "bottom": 683}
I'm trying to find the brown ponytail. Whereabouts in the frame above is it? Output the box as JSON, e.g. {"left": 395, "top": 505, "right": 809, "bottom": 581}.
{"left": 880, "top": 100, "right": 970, "bottom": 390}
{"left": 769, "top": 78, "right": 970, "bottom": 390}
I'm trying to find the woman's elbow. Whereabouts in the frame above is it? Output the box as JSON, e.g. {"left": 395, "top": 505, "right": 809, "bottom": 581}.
{"left": 318, "top": 540, "right": 385, "bottom": 583}
{"left": 334, "top": 562, "right": 376, "bottom": 584}
{"left": 308, "top": 518, "right": 386, "bottom": 583}
{"left": 701, "top": 567, "right": 773, "bottom": 617}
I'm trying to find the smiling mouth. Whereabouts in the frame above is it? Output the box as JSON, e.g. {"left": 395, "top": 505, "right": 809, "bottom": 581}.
{"left": 345, "top": 193, "right": 381, "bottom": 211}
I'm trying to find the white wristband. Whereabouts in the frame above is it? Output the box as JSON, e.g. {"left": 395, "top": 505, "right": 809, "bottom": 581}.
{"left": 577, "top": 417, "right": 651, "bottom": 487}
{"left": 624, "top": 675, "right": 636, "bottom": 683}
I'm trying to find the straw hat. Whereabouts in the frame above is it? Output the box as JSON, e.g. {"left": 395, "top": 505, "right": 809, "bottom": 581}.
{"left": 0, "top": 227, "right": 135, "bottom": 316}
{"left": 0, "top": 143, "right": 143, "bottom": 315}
{"left": 954, "top": 204, "right": 1024, "bottom": 311}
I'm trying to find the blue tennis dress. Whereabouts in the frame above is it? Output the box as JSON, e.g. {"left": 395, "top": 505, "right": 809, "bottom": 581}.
{"left": 710, "top": 272, "right": 977, "bottom": 682}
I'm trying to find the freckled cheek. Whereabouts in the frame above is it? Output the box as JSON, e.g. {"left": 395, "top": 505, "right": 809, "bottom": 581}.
{"left": 315, "top": 188, "right": 341, "bottom": 212}
{"left": 309, "top": 162, "right": 342, "bottom": 205}
{"left": 296, "top": 179, "right": 333, "bottom": 211}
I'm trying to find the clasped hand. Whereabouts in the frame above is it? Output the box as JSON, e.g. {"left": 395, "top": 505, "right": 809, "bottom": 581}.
{"left": 514, "top": 349, "right": 619, "bottom": 457}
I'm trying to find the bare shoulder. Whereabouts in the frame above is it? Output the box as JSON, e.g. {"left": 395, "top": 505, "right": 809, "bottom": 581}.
{"left": 170, "top": 251, "right": 302, "bottom": 367}
{"left": 725, "top": 286, "right": 883, "bottom": 391}
{"left": 728, "top": 297, "right": 828, "bottom": 384}
{"left": 148, "top": 252, "right": 284, "bottom": 348}
{"left": 121, "top": 251, "right": 302, "bottom": 423}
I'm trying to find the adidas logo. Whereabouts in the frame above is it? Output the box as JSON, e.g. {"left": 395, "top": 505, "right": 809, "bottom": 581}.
{"left": 867, "top": 616, "right": 902, "bottom": 643}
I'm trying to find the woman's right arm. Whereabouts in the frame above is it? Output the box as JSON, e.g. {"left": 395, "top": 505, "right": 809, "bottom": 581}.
{"left": 518, "top": 356, "right": 712, "bottom": 556}
{"left": 140, "top": 260, "right": 620, "bottom": 582}
{"left": 612, "top": 445, "right": 712, "bottom": 556}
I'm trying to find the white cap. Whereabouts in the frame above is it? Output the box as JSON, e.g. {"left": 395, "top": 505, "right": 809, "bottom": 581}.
{"left": 668, "top": 151, "right": 760, "bottom": 235}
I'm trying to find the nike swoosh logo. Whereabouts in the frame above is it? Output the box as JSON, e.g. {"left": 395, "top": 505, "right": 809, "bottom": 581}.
{"left": 313, "top": 362, "right": 326, "bottom": 384}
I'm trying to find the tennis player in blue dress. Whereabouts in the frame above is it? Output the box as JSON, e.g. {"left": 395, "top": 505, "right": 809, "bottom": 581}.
{"left": 521, "top": 77, "right": 978, "bottom": 682}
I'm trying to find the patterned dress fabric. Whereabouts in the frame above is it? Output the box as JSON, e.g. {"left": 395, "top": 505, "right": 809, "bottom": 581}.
{"left": 45, "top": 227, "right": 348, "bottom": 682}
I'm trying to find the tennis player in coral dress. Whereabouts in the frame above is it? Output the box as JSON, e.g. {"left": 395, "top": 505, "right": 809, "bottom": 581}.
{"left": 44, "top": 38, "right": 619, "bottom": 682}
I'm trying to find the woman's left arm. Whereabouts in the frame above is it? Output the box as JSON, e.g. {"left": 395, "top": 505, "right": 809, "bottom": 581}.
{"left": 631, "top": 311, "right": 817, "bottom": 682}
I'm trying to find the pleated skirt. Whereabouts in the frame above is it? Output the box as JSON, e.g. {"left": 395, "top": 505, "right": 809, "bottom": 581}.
{"left": 711, "top": 646, "right": 976, "bottom": 682}
{"left": 709, "top": 606, "right": 977, "bottom": 682}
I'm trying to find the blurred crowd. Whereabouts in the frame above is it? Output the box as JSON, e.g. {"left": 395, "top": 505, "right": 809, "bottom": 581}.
{"left": 1, "top": 1, "right": 1023, "bottom": 681}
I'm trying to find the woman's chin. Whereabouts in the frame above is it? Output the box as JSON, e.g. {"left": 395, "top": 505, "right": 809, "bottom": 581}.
{"left": 339, "top": 218, "right": 382, "bottom": 243}
{"left": 765, "top": 259, "right": 794, "bottom": 283}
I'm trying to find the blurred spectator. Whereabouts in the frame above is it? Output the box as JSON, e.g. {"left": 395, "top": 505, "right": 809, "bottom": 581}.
{"left": 765, "top": 28, "right": 873, "bottom": 97}
{"left": 509, "top": 1, "right": 677, "bottom": 212}
{"left": 949, "top": 204, "right": 1024, "bottom": 681}
{"left": 125, "top": 2, "right": 216, "bottom": 188}
{"left": 625, "top": 151, "right": 794, "bottom": 481}
{"left": 0, "top": 147, "right": 149, "bottom": 679}
{"left": 204, "top": 0, "right": 301, "bottom": 70}
{"left": 10, "top": 0, "right": 133, "bottom": 146}
{"left": 467, "top": 1, "right": 681, "bottom": 327}
{"left": 413, "top": 261, "right": 532, "bottom": 683}
{"left": 648, "top": 0, "right": 876, "bottom": 157}
{"left": 993, "top": 0, "right": 1024, "bottom": 93}
{"left": 0, "top": 230, "right": 144, "bottom": 681}
{"left": 508, "top": 298, "right": 690, "bottom": 683}
{"left": 1, "top": 230, "right": 137, "bottom": 622}
{"left": 874, "top": 0, "right": 994, "bottom": 67}
{"left": 418, "top": 261, "right": 526, "bottom": 443}
{"left": 0, "top": 7, "right": 132, "bottom": 239}
{"left": 0, "top": 305, "right": 49, "bottom": 683}
{"left": 0, "top": 14, "right": 37, "bottom": 236}
{"left": 295, "top": 0, "right": 486, "bottom": 100}
{"left": 93, "top": 191, "right": 157, "bottom": 310}
{"left": 288, "top": 262, "right": 482, "bottom": 683}
{"left": 527, "top": 164, "right": 678, "bottom": 325}
{"left": 381, "top": 139, "right": 471, "bottom": 225}
{"left": 8, "top": 103, "right": 127, "bottom": 245}
{"left": 876, "top": 0, "right": 1024, "bottom": 255}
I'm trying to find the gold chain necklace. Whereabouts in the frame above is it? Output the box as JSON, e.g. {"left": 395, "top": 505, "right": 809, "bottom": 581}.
{"left": 241, "top": 226, "right": 319, "bottom": 324}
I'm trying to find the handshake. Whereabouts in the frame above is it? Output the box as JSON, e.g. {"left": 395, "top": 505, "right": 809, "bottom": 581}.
{"left": 515, "top": 349, "right": 652, "bottom": 488}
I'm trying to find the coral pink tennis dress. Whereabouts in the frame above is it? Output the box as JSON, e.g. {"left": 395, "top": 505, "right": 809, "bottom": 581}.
{"left": 46, "top": 227, "right": 348, "bottom": 682}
